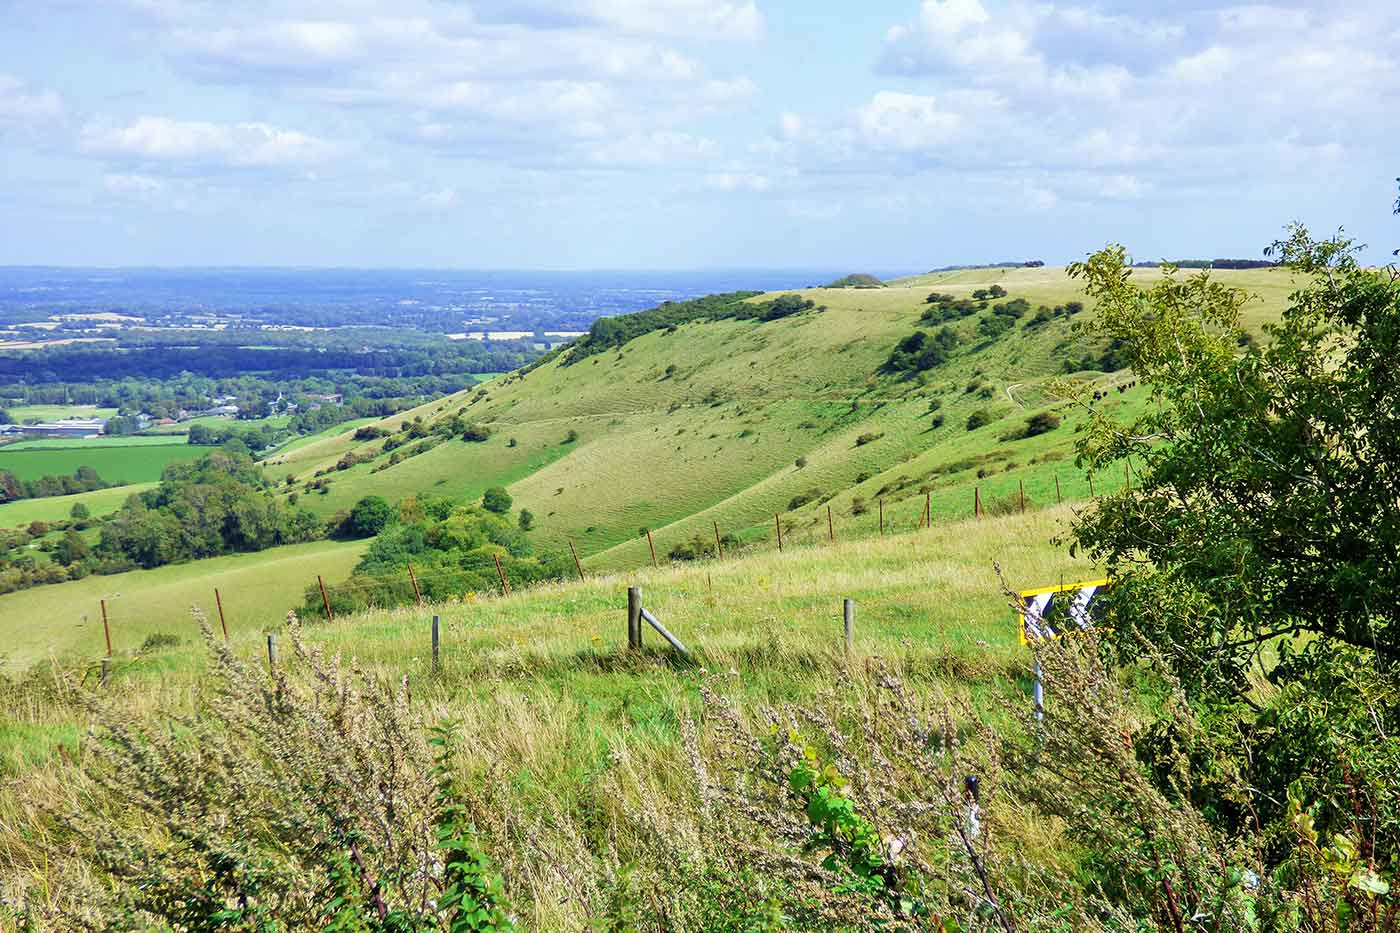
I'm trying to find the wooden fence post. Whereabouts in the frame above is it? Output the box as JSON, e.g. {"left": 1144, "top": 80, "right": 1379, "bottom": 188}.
{"left": 569, "top": 539, "right": 585, "bottom": 581}
{"left": 101, "top": 599, "right": 112, "bottom": 657}
{"left": 266, "top": 633, "right": 277, "bottom": 671}
{"left": 645, "top": 529, "right": 658, "bottom": 568}
{"left": 627, "top": 586, "right": 642, "bottom": 650}
{"left": 878, "top": 498, "right": 885, "bottom": 536}
{"left": 974, "top": 487, "right": 983, "bottom": 520}
{"left": 924, "top": 490, "right": 931, "bottom": 529}
{"left": 431, "top": 615, "right": 440, "bottom": 673}
{"left": 99, "top": 658, "right": 109, "bottom": 686}
{"left": 775, "top": 514, "right": 783, "bottom": 552}
{"left": 1019, "top": 479, "right": 1026, "bottom": 514}
{"left": 214, "top": 588, "right": 230, "bottom": 642}
{"left": 1089, "top": 473, "right": 1096, "bottom": 498}
{"left": 1055, "top": 474, "right": 1062, "bottom": 505}
{"left": 493, "top": 554, "right": 512, "bottom": 596}
{"left": 713, "top": 521, "right": 723, "bottom": 560}
{"left": 408, "top": 563, "right": 424, "bottom": 605}
{"left": 827, "top": 505, "right": 835, "bottom": 543}
{"left": 843, "top": 598, "right": 854, "bottom": 655}
{"left": 318, "top": 575, "right": 335, "bottom": 622}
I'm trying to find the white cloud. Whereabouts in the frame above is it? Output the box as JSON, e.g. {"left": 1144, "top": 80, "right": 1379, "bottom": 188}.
{"left": 80, "top": 116, "right": 340, "bottom": 168}
{"left": 705, "top": 171, "right": 770, "bottom": 192}
{"left": 855, "top": 92, "right": 965, "bottom": 151}
{"left": 102, "top": 173, "right": 165, "bottom": 196}
{"left": 0, "top": 73, "right": 64, "bottom": 120}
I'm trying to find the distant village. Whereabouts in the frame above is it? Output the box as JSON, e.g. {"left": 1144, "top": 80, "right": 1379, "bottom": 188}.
{"left": 0, "top": 393, "right": 344, "bottom": 441}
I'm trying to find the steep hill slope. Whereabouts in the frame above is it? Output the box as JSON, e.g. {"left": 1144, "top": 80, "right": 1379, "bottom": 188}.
{"left": 258, "top": 265, "right": 1291, "bottom": 567}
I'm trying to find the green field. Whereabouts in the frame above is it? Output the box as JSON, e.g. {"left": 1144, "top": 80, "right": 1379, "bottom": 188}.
{"left": 3, "top": 404, "right": 117, "bottom": 423}
{"left": 262, "top": 416, "right": 382, "bottom": 459}
{"left": 0, "top": 483, "right": 152, "bottom": 529}
{"left": 1, "top": 434, "right": 188, "bottom": 450}
{"left": 143, "top": 413, "right": 293, "bottom": 435}
{"left": 0, "top": 538, "right": 367, "bottom": 667}
{"left": 0, "top": 442, "right": 207, "bottom": 483}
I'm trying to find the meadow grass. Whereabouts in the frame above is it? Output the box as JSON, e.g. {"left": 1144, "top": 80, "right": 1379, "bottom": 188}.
{"left": 0, "top": 538, "right": 367, "bottom": 669}
{"left": 0, "top": 443, "right": 206, "bottom": 483}
{"left": 0, "top": 482, "right": 151, "bottom": 529}
{"left": 3, "top": 404, "right": 118, "bottom": 422}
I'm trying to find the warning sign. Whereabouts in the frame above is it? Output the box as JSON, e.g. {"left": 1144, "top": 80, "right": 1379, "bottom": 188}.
{"left": 1018, "top": 579, "right": 1110, "bottom": 644}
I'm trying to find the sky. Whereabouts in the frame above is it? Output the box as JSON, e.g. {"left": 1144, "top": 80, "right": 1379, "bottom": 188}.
{"left": 0, "top": 0, "right": 1396, "bottom": 269}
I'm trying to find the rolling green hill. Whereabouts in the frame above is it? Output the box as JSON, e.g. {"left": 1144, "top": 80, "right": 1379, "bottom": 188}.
{"left": 0, "top": 265, "right": 1294, "bottom": 649}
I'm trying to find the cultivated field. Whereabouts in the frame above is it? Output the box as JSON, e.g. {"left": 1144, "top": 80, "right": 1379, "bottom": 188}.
{"left": 0, "top": 482, "right": 152, "bottom": 528}
{"left": 0, "top": 441, "right": 207, "bottom": 483}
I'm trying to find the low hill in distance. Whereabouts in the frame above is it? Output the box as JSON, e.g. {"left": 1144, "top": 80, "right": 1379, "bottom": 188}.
{"left": 823, "top": 273, "right": 886, "bottom": 288}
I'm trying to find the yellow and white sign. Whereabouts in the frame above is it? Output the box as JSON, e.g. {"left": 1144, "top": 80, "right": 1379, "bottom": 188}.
{"left": 1018, "top": 579, "right": 1110, "bottom": 644}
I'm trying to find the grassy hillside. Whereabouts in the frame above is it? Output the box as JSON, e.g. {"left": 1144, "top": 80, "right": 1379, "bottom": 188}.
{"left": 259, "top": 265, "right": 1290, "bottom": 564}
{"left": 0, "top": 506, "right": 1096, "bottom": 925}
{"left": 0, "top": 265, "right": 1293, "bottom": 651}
{"left": 0, "top": 538, "right": 366, "bottom": 668}
{"left": 0, "top": 482, "right": 151, "bottom": 528}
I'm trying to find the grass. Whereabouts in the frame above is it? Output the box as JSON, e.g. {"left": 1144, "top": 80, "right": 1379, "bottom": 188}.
{"left": 0, "top": 443, "right": 206, "bottom": 483}
{"left": 3, "top": 404, "right": 117, "bottom": 423}
{"left": 0, "top": 505, "right": 1099, "bottom": 925}
{"left": 1, "top": 434, "right": 188, "bottom": 450}
{"left": 0, "top": 483, "right": 151, "bottom": 529}
{"left": 0, "top": 538, "right": 367, "bottom": 668}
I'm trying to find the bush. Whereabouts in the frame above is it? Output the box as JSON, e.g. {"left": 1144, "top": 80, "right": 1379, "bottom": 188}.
{"left": 794, "top": 455, "right": 807, "bottom": 469}
{"left": 482, "top": 486, "right": 513, "bottom": 515}
{"left": 966, "top": 409, "right": 994, "bottom": 430}
{"left": 562, "top": 429, "right": 579, "bottom": 444}
{"left": 139, "top": 632, "right": 182, "bottom": 652}
{"left": 1023, "top": 411, "right": 1062, "bottom": 437}
{"left": 345, "top": 495, "right": 394, "bottom": 537}
{"left": 518, "top": 509, "right": 534, "bottom": 531}
{"left": 787, "top": 488, "right": 825, "bottom": 511}
{"left": 69, "top": 502, "right": 90, "bottom": 521}
{"left": 854, "top": 432, "right": 882, "bottom": 447}
{"left": 462, "top": 423, "right": 492, "bottom": 442}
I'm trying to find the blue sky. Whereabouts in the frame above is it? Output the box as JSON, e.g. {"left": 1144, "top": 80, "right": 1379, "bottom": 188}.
{"left": 0, "top": 0, "right": 1396, "bottom": 269}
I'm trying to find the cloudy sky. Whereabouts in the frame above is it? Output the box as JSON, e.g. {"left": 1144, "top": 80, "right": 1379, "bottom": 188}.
{"left": 1, "top": 0, "right": 1395, "bottom": 268}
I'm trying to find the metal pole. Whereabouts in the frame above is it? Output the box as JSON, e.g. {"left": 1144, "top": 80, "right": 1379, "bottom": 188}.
{"left": 639, "top": 607, "right": 691, "bottom": 658}
{"left": 432, "top": 615, "right": 440, "bottom": 673}
{"left": 1033, "top": 658, "right": 1044, "bottom": 722}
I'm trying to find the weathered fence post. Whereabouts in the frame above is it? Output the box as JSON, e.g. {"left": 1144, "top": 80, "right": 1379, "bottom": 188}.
{"left": 878, "top": 498, "right": 885, "bottom": 536}
{"left": 1055, "top": 474, "right": 1062, "bottom": 505}
{"left": 1019, "top": 479, "right": 1026, "bottom": 514}
{"left": 569, "top": 539, "right": 586, "bottom": 581}
{"left": 974, "top": 487, "right": 983, "bottom": 520}
{"left": 646, "top": 529, "right": 658, "bottom": 568}
{"left": 627, "top": 586, "right": 642, "bottom": 650}
{"left": 101, "top": 599, "right": 112, "bottom": 657}
{"left": 774, "top": 514, "right": 783, "bottom": 552}
{"left": 408, "top": 562, "right": 424, "bottom": 605}
{"left": 493, "top": 554, "right": 511, "bottom": 596}
{"left": 713, "top": 521, "right": 723, "bottom": 560}
{"left": 318, "top": 576, "right": 335, "bottom": 622}
{"left": 266, "top": 633, "right": 277, "bottom": 671}
{"left": 924, "top": 491, "right": 931, "bottom": 529}
{"left": 843, "top": 598, "right": 854, "bottom": 655}
{"left": 827, "top": 505, "right": 835, "bottom": 543}
{"left": 432, "top": 615, "right": 440, "bottom": 673}
{"left": 99, "top": 658, "right": 110, "bottom": 686}
{"left": 214, "top": 588, "right": 230, "bottom": 642}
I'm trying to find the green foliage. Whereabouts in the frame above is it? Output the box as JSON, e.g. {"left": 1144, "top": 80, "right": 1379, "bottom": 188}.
{"left": 482, "top": 486, "right": 512, "bottom": 515}
{"left": 882, "top": 327, "right": 961, "bottom": 377}
{"left": 429, "top": 727, "right": 517, "bottom": 931}
{"left": 965, "top": 409, "right": 994, "bottom": 431}
{"left": 1021, "top": 412, "right": 1061, "bottom": 437}
{"left": 0, "top": 464, "right": 113, "bottom": 503}
{"left": 345, "top": 495, "right": 395, "bottom": 538}
{"left": 462, "top": 423, "right": 492, "bottom": 443}
{"left": 788, "top": 743, "right": 899, "bottom": 904}
{"left": 69, "top": 501, "right": 90, "bottom": 521}
{"left": 1066, "top": 227, "right": 1400, "bottom": 898}
{"left": 517, "top": 508, "right": 534, "bottom": 531}
{"left": 825, "top": 273, "right": 885, "bottom": 289}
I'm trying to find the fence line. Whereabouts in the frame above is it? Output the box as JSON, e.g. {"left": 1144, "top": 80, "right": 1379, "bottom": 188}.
{"left": 82, "top": 467, "right": 1129, "bottom": 662}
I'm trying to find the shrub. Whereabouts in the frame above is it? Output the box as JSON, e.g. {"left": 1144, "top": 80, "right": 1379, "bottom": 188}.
{"left": 562, "top": 429, "right": 579, "bottom": 444}
{"left": 794, "top": 455, "right": 808, "bottom": 469}
{"left": 966, "top": 409, "right": 994, "bottom": 430}
{"left": 462, "top": 423, "right": 492, "bottom": 442}
{"left": 345, "top": 495, "right": 394, "bottom": 537}
{"left": 854, "top": 432, "right": 882, "bottom": 447}
{"left": 787, "top": 488, "right": 825, "bottom": 511}
{"left": 850, "top": 496, "right": 869, "bottom": 516}
{"left": 139, "top": 632, "right": 182, "bottom": 652}
{"left": 518, "top": 509, "right": 534, "bottom": 531}
{"left": 1023, "top": 411, "right": 1062, "bottom": 437}
{"left": 482, "top": 486, "right": 513, "bottom": 515}
{"left": 69, "top": 502, "right": 90, "bottom": 521}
